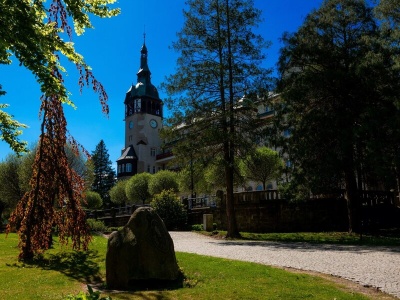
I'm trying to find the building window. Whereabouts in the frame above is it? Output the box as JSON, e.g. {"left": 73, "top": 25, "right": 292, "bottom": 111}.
{"left": 126, "top": 163, "right": 132, "bottom": 173}
{"left": 134, "top": 98, "right": 141, "bottom": 112}
{"left": 150, "top": 148, "right": 156, "bottom": 157}
{"left": 122, "top": 164, "right": 125, "bottom": 173}
{"left": 147, "top": 165, "right": 150, "bottom": 173}
{"left": 118, "top": 165, "right": 121, "bottom": 174}
{"left": 152, "top": 166, "right": 156, "bottom": 174}
{"left": 129, "top": 135, "right": 132, "bottom": 142}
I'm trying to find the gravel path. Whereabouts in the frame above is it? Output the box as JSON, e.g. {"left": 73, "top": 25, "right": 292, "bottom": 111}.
{"left": 170, "top": 231, "right": 400, "bottom": 299}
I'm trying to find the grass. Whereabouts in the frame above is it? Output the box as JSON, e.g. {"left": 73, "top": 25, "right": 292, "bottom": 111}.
{"left": 0, "top": 233, "right": 394, "bottom": 300}
{"left": 200, "top": 230, "right": 400, "bottom": 246}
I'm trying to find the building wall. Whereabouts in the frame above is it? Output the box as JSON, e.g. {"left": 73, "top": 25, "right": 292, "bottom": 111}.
{"left": 124, "top": 112, "right": 163, "bottom": 174}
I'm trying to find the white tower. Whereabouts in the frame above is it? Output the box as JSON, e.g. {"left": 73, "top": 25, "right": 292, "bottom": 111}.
{"left": 117, "top": 40, "right": 163, "bottom": 179}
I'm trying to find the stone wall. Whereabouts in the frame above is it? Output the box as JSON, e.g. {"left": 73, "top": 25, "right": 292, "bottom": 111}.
{"left": 188, "top": 191, "right": 349, "bottom": 232}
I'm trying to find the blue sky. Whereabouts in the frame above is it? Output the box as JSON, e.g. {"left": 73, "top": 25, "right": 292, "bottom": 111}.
{"left": 0, "top": 0, "right": 323, "bottom": 169}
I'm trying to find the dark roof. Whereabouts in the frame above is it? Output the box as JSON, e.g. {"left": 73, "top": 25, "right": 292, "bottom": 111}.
{"left": 116, "top": 145, "right": 138, "bottom": 162}
{"left": 127, "top": 42, "right": 160, "bottom": 100}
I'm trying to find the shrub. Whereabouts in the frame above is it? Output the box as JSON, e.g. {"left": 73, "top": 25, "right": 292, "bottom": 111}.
{"left": 83, "top": 191, "right": 103, "bottom": 209}
{"left": 86, "top": 219, "right": 107, "bottom": 232}
{"left": 192, "top": 224, "right": 203, "bottom": 231}
{"left": 125, "top": 173, "right": 152, "bottom": 204}
{"left": 148, "top": 170, "right": 179, "bottom": 196}
{"left": 150, "top": 190, "right": 187, "bottom": 230}
{"left": 109, "top": 179, "right": 128, "bottom": 206}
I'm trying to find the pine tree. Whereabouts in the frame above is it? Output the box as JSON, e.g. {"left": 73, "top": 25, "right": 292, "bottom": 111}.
{"left": 91, "top": 140, "right": 116, "bottom": 207}
{"left": 162, "top": 0, "right": 271, "bottom": 238}
{"left": 276, "top": 0, "right": 395, "bottom": 232}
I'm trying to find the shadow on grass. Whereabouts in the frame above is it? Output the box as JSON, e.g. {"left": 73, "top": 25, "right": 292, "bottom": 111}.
{"left": 95, "top": 270, "right": 188, "bottom": 297}
{"left": 8, "top": 250, "right": 103, "bottom": 283}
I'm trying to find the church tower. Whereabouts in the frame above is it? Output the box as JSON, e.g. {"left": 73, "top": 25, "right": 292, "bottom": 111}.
{"left": 117, "top": 39, "right": 163, "bottom": 179}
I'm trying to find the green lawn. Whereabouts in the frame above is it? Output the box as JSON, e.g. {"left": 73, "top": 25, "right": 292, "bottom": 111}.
{"left": 0, "top": 233, "right": 393, "bottom": 299}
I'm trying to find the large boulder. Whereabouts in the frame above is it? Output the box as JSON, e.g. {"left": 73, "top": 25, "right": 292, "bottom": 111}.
{"left": 106, "top": 207, "right": 179, "bottom": 289}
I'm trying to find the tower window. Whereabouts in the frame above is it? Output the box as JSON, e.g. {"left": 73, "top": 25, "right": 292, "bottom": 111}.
{"left": 150, "top": 148, "right": 156, "bottom": 157}
{"left": 134, "top": 98, "right": 141, "bottom": 112}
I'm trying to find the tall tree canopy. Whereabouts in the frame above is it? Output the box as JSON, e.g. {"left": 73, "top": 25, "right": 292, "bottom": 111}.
{"left": 4, "top": 0, "right": 119, "bottom": 260}
{"left": 91, "top": 140, "right": 116, "bottom": 207}
{"left": 162, "top": 0, "right": 271, "bottom": 237}
{"left": 276, "top": 0, "right": 398, "bottom": 232}
{"left": 242, "top": 147, "right": 283, "bottom": 190}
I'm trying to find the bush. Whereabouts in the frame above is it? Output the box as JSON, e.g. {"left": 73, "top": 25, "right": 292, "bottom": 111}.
{"left": 150, "top": 190, "right": 187, "bottom": 230}
{"left": 109, "top": 179, "right": 128, "bottom": 206}
{"left": 148, "top": 170, "right": 179, "bottom": 196}
{"left": 83, "top": 191, "right": 103, "bottom": 209}
{"left": 125, "top": 173, "right": 152, "bottom": 204}
{"left": 86, "top": 219, "right": 107, "bottom": 232}
{"left": 192, "top": 224, "right": 203, "bottom": 231}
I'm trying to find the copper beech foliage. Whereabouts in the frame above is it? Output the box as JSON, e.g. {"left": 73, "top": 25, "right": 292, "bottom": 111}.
{"left": 6, "top": 0, "right": 116, "bottom": 260}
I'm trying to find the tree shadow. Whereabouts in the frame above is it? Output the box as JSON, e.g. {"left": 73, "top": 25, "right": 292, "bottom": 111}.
{"left": 95, "top": 269, "right": 188, "bottom": 297}
{"left": 28, "top": 250, "right": 103, "bottom": 283}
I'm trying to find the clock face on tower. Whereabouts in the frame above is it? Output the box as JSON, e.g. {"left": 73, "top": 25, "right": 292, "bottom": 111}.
{"left": 150, "top": 119, "right": 158, "bottom": 128}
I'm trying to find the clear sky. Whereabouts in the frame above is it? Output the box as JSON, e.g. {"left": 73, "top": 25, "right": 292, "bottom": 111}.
{"left": 0, "top": 0, "right": 324, "bottom": 169}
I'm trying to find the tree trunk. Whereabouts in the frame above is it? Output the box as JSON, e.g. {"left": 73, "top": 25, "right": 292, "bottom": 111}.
{"left": 224, "top": 160, "right": 240, "bottom": 238}
{"left": 343, "top": 149, "right": 360, "bottom": 233}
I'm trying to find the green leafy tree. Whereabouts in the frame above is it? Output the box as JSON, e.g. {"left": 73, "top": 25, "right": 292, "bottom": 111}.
{"left": 276, "top": 0, "right": 393, "bottom": 232}
{"left": 83, "top": 191, "right": 103, "bottom": 209}
{"left": 0, "top": 101, "right": 27, "bottom": 155}
{"left": 150, "top": 190, "right": 187, "bottom": 230}
{"left": 177, "top": 161, "right": 211, "bottom": 196}
{"left": 148, "top": 170, "right": 179, "bottom": 196}
{"left": 5, "top": 1, "right": 120, "bottom": 260}
{"left": 162, "top": 0, "right": 271, "bottom": 238}
{"left": 109, "top": 179, "right": 128, "bottom": 206}
{"left": 0, "top": 155, "right": 24, "bottom": 218}
{"left": 83, "top": 158, "right": 96, "bottom": 192}
{"left": 125, "top": 173, "right": 152, "bottom": 204}
{"left": 91, "top": 140, "right": 116, "bottom": 207}
{"left": 242, "top": 147, "right": 283, "bottom": 190}
{"left": 203, "top": 156, "right": 246, "bottom": 191}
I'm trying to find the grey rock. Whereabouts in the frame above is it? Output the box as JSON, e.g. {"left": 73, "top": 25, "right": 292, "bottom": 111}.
{"left": 106, "top": 207, "right": 179, "bottom": 289}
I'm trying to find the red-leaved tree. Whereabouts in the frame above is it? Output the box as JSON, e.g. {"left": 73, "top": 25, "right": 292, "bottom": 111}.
{"left": 5, "top": 0, "right": 119, "bottom": 260}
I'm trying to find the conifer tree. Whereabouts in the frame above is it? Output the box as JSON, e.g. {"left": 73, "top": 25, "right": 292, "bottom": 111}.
{"left": 162, "top": 0, "right": 271, "bottom": 238}
{"left": 91, "top": 140, "right": 116, "bottom": 207}
{"left": 276, "top": 0, "right": 394, "bottom": 232}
